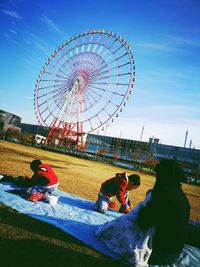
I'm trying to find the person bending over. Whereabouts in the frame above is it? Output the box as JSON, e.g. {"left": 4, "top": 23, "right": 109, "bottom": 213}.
{"left": 26, "top": 159, "right": 59, "bottom": 202}
{"left": 28, "top": 159, "right": 59, "bottom": 192}
{"left": 95, "top": 172, "right": 140, "bottom": 214}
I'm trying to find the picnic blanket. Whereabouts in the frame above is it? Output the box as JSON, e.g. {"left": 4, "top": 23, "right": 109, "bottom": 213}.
{"left": 0, "top": 181, "right": 200, "bottom": 266}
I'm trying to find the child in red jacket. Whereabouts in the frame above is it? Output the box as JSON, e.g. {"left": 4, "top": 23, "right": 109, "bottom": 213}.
{"left": 27, "top": 159, "right": 59, "bottom": 202}
{"left": 95, "top": 172, "right": 140, "bottom": 214}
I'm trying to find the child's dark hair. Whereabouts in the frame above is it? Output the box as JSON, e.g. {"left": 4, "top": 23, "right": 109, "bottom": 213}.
{"left": 128, "top": 174, "right": 140, "bottom": 186}
{"left": 30, "top": 159, "right": 42, "bottom": 171}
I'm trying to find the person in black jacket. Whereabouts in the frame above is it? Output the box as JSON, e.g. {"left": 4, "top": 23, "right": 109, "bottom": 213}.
{"left": 137, "top": 159, "right": 191, "bottom": 265}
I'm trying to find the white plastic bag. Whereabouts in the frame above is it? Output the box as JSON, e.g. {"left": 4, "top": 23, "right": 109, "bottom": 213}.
{"left": 45, "top": 195, "right": 59, "bottom": 205}
{"left": 132, "top": 227, "right": 154, "bottom": 267}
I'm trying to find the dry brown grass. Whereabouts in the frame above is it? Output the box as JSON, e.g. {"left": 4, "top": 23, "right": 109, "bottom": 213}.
{"left": 0, "top": 140, "right": 200, "bottom": 266}
{"left": 0, "top": 140, "right": 199, "bottom": 218}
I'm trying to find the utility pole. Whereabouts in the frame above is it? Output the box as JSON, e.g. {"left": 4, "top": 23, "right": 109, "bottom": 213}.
{"left": 189, "top": 139, "right": 192, "bottom": 149}
{"left": 140, "top": 125, "right": 144, "bottom": 142}
{"left": 184, "top": 130, "right": 188, "bottom": 148}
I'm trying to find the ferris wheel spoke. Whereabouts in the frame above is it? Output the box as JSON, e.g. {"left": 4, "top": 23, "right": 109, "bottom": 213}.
{"left": 87, "top": 34, "right": 94, "bottom": 53}
{"left": 96, "top": 113, "right": 103, "bottom": 125}
{"left": 109, "top": 61, "right": 131, "bottom": 72}
{"left": 96, "top": 69, "right": 109, "bottom": 77}
{"left": 38, "top": 89, "right": 66, "bottom": 107}
{"left": 75, "top": 38, "right": 79, "bottom": 56}
{"left": 86, "top": 70, "right": 102, "bottom": 82}
{"left": 47, "top": 87, "right": 69, "bottom": 99}
{"left": 87, "top": 84, "right": 125, "bottom": 97}
{"left": 62, "top": 84, "right": 81, "bottom": 116}
{"left": 57, "top": 68, "right": 72, "bottom": 79}
{"left": 84, "top": 85, "right": 103, "bottom": 98}
{"left": 40, "top": 79, "right": 67, "bottom": 83}
{"left": 84, "top": 88, "right": 98, "bottom": 108}
{"left": 94, "top": 62, "right": 110, "bottom": 75}
{"left": 92, "top": 81, "right": 130, "bottom": 86}
{"left": 87, "top": 49, "right": 102, "bottom": 65}
{"left": 40, "top": 107, "right": 49, "bottom": 115}
{"left": 85, "top": 87, "right": 101, "bottom": 106}
{"left": 101, "top": 40, "right": 119, "bottom": 61}
{"left": 43, "top": 71, "right": 52, "bottom": 75}
{"left": 51, "top": 86, "right": 70, "bottom": 99}
{"left": 73, "top": 45, "right": 82, "bottom": 73}
{"left": 60, "top": 51, "right": 76, "bottom": 75}
{"left": 105, "top": 52, "right": 128, "bottom": 68}
{"left": 43, "top": 113, "right": 54, "bottom": 124}
{"left": 102, "top": 107, "right": 112, "bottom": 117}
{"left": 87, "top": 61, "right": 108, "bottom": 79}
{"left": 66, "top": 42, "right": 73, "bottom": 58}
{"left": 92, "top": 35, "right": 103, "bottom": 53}
{"left": 55, "top": 99, "right": 66, "bottom": 112}
{"left": 37, "top": 81, "right": 67, "bottom": 91}
{"left": 40, "top": 100, "right": 59, "bottom": 119}
{"left": 96, "top": 34, "right": 111, "bottom": 55}
{"left": 37, "top": 87, "right": 64, "bottom": 99}
{"left": 81, "top": 35, "right": 86, "bottom": 53}
{"left": 109, "top": 98, "right": 120, "bottom": 108}
{"left": 87, "top": 52, "right": 118, "bottom": 76}
{"left": 53, "top": 73, "right": 69, "bottom": 80}
{"left": 67, "top": 43, "right": 83, "bottom": 75}
{"left": 81, "top": 52, "right": 95, "bottom": 69}
{"left": 62, "top": 63, "right": 75, "bottom": 77}
{"left": 112, "top": 44, "right": 124, "bottom": 55}
{"left": 60, "top": 49, "right": 75, "bottom": 75}
{"left": 98, "top": 72, "right": 131, "bottom": 81}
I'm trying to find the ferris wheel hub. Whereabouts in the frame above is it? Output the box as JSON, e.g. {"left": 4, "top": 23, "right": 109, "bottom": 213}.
{"left": 75, "top": 75, "right": 85, "bottom": 86}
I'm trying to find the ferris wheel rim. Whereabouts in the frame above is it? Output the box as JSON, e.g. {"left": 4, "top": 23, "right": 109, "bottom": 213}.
{"left": 34, "top": 29, "right": 135, "bottom": 133}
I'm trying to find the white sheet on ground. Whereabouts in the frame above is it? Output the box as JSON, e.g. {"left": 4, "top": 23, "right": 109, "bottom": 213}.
{"left": 0, "top": 182, "right": 199, "bottom": 266}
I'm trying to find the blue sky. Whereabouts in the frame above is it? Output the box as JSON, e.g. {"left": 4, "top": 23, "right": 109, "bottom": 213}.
{"left": 1, "top": 0, "right": 200, "bottom": 148}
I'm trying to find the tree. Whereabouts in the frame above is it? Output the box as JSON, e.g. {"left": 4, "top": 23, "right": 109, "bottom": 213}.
{"left": 5, "top": 127, "right": 20, "bottom": 140}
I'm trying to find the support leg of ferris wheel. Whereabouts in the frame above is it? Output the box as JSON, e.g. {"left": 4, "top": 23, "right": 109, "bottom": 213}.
{"left": 45, "top": 84, "right": 75, "bottom": 144}
{"left": 47, "top": 76, "right": 84, "bottom": 147}
{"left": 75, "top": 75, "right": 84, "bottom": 148}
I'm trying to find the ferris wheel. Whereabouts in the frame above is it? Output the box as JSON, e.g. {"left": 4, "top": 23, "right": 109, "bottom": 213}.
{"left": 34, "top": 29, "right": 135, "bottom": 146}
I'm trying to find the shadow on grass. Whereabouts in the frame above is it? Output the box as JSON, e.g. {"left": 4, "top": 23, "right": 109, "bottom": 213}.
{"left": 0, "top": 205, "right": 126, "bottom": 267}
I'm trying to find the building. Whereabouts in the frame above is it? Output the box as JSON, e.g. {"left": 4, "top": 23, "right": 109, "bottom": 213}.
{"left": 0, "top": 109, "right": 21, "bottom": 135}
{"left": 20, "top": 123, "right": 49, "bottom": 136}
{"left": 86, "top": 134, "right": 200, "bottom": 179}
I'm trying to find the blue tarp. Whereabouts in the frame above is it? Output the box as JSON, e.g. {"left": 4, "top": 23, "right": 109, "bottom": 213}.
{"left": 0, "top": 182, "right": 199, "bottom": 266}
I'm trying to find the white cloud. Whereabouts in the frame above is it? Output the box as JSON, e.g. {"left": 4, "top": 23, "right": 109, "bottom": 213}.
{"left": 28, "top": 32, "right": 53, "bottom": 57}
{"left": 9, "top": 29, "right": 17, "bottom": 34}
{"left": 134, "top": 41, "right": 178, "bottom": 52}
{"left": 1, "top": 9, "right": 22, "bottom": 19}
{"left": 134, "top": 34, "right": 200, "bottom": 54}
{"left": 163, "top": 35, "right": 200, "bottom": 48}
{"left": 40, "top": 14, "right": 65, "bottom": 37}
{"left": 3, "top": 32, "right": 18, "bottom": 45}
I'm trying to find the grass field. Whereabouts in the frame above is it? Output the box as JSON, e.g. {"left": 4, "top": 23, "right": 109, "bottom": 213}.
{"left": 0, "top": 141, "right": 200, "bottom": 266}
